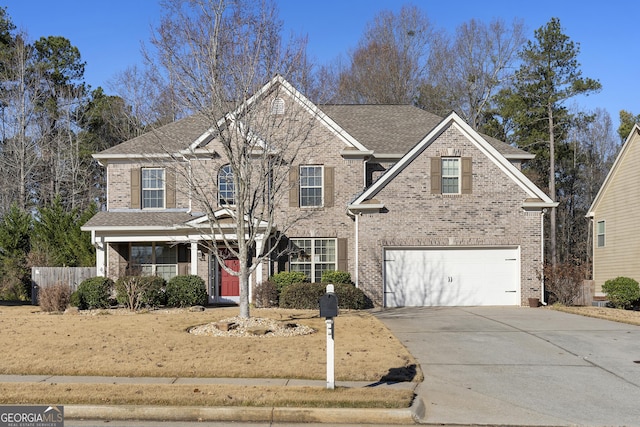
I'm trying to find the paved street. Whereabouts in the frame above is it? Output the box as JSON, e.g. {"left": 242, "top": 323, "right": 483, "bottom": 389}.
{"left": 375, "top": 306, "right": 640, "bottom": 426}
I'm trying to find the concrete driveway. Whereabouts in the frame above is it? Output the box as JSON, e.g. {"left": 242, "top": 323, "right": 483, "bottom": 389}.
{"left": 375, "top": 306, "right": 640, "bottom": 426}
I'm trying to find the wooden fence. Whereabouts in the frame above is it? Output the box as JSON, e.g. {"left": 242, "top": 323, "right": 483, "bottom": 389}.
{"left": 573, "top": 280, "right": 595, "bottom": 306}
{"left": 31, "top": 267, "right": 97, "bottom": 304}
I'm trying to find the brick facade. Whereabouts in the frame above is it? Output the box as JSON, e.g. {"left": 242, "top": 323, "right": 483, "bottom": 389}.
{"left": 84, "top": 77, "right": 552, "bottom": 307}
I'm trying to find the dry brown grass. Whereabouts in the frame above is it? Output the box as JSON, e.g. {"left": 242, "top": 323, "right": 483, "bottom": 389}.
{"left": 550, "top": 304, "right": 640, "bottom": 326}
{"left": 0, "top": 383, "right": 413, "bottom": 408}
{"left": 0, "top": 304, "right": 419, "bottom": 408}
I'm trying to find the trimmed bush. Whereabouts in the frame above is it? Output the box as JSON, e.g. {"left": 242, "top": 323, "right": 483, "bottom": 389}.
{"left": 333, "top": 283, "right": 373, "bottom": 309}
{"left": 38, "top": 283, "right": 71, "bottom": 312}
{"left": 279, "top": 282, "right": 373, "bottom": 310}
{"left": 321, "top": 270, "right": 352, "bottom": 284}
{"left": 269, "top": 271, "right": 308, "bottom": 293}
{"left": 166, "top": 275, "right": 207, "bottom": 307}
{"left": 279, "top": 283, "right": 325, "bottom": 309}
{"left": 602, "top": 276, "right": 640, "bottom": 309}
{"left": 254, "top": 280, "right": 278, "bottom": 308}
{"left": 69, "top": 290, "right": 81, "bottom": 307}
{"left": 115, "top": 275, "right": 166, "bottom": 310}
{"left": 76, "top": 276, "right": 113, "bottom": 309}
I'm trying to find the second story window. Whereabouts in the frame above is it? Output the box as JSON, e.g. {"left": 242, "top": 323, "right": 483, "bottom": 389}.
{"left": 218, "top": 164, "right": 235, "bottom": 206}
{"left": 597, "top": 220, "right": 605, "bottom": 247}
{"left": 300, "top": 165, "right": 323, "bottom": 207}
{"left": 142, "top": 168, "right": 165, "bottom": 209}
{"left": 441, "top": 157, "right": 460, "bottom": 194}
{"left": 431, "top": 156, "right": 472, "bottom": 195}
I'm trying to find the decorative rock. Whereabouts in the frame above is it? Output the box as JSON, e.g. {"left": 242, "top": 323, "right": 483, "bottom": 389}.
{"left": 215, "top": 322, "right": 238, "bottom": 332}
{"left": 64, "top": 307, "right": 80, "bottom": 315}
{"left": 246, "top": 327, "right": 272, "bottom": 336}
{"left": 189, "top": 305, "right": 205, "bottom": 312}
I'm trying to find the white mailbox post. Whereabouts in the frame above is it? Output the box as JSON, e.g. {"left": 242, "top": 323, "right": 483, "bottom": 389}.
{"left": 319, "top": 284, "right": 339, "bottom": 390}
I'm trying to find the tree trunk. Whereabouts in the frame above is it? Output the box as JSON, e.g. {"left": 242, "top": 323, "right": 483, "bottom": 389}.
{"left": 548, "top": 103, "right": 557, "bottom": 268}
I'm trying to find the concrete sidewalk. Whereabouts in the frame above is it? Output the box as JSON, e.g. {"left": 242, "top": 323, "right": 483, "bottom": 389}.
{"left": 0, "top": 374, "right": 424, "bottom": 425}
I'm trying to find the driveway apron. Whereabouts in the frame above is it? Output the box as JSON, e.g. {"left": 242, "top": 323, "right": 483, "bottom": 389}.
{"left": 375, "top": 306, "right": 640, "bottom": 426}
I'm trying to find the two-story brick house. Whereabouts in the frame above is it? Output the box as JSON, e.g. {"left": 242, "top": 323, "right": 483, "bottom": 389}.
{"left": 82, "top": 75, "right": 556, "bottom": 307}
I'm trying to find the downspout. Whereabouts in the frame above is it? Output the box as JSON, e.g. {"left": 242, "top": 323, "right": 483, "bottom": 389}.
{"left": 354, "top": 213, "right": 359, "bottom": 288}
{"left": 540, "top": 209, "right": 547, "bottom": 305}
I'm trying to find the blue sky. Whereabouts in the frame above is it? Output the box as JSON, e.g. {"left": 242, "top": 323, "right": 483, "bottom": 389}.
{"left": 4, "top": 0, "right": 638, "bottom": 127}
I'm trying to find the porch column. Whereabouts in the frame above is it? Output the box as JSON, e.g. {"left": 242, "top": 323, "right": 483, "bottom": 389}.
{"left": 254, "top": 235, "right": 264, "bottom": 302}
{"left": 96, "top": 237, "right": 106, "bottom": 277}
{"left": 190, "top": 241, "right": 199, "bottom": 275}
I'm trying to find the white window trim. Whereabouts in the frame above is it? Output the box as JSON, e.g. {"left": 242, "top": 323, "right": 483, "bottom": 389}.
{"left": 597, "top": 220, "right": 605, "bottom": 248}
{"left": 141, "top": 167, "right": 166, "bottom": 209}
{"left": 131, "top": 243, "right": 178, "bottom": 281}
{"left": 299, "top": 165, "right": 324, "bottom": 208}
{"left": 290, "top": 238, "right": 337, "bottom": 282}
{"left": 218, "top": 164, "right": 235, "bottom": 206}
{"left": 441, "top": 157, "right": 461, "bottom": 195}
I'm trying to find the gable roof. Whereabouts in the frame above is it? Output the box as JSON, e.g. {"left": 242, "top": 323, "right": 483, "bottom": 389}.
{"left": 94, "top": 114, "right": 212, "bottom": 160}
{"left": 321, "top": 104, "right": 532, "bottom": 160}
{"left": 348, "top": 111, "right": 556, "bottom": 211}
{"left": 92, "top": 75, "right": 532, "bottom": 164}
{"left": 587, "top": 124, "right": 639, "bottom": 216}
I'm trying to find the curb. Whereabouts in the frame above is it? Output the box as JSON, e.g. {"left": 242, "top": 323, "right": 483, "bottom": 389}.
{"left": 65, "top": 398, "right": 425, "bottom": 425}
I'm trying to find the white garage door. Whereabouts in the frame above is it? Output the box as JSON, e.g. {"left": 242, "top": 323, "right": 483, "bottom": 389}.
{"left": 383, "top": 247, "right": 519, "bottom": 307}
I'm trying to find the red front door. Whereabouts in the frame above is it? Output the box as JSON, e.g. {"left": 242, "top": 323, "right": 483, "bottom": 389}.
{"left": 220, "top": 259, "right": 240, "bottom": 297}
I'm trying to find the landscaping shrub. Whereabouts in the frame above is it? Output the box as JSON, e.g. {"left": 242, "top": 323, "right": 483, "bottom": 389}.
{"left": 279, "top": 282, "right": 373, "bottom": 310}
{"left": 321, "top": 270, "right": 352, "bottom": 284}
{"left": 544, "top": 263, "right": 586, "bottom": 306}
{"left": 269, "top": 271, "right": 308, "bottom": 294}
{"left": 69, "top": 290, "right": 81, "bottom": 307}
{"left": 279, "top": 283, "right": 325, "bottom": 309}
{"left": 115, "top": 275, "right": 166, "bottom": 310}
{"left": 254, "top": 280, "right": 278, "bottom": 308}
{"left": 76, "top": 276, "right": 113, "bottom": 309}
{"left": 602, "top": 276, "right": 640, "bottom": 309}
{"left": 165, "top": 275, "right": 207, "bottom": 307}
{"left": 38, "top": 283, "right": 71, "bottom": 312}
{"left": 333, "top": 283, "right": 373, "bottom": 309}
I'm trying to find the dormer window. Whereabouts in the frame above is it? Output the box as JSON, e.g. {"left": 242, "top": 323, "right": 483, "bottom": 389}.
{"left": 271, "top": 97, "right": 285, "bottom": 115}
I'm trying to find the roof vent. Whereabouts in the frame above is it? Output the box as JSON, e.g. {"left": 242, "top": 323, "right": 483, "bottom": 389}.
{"left": 271, "top": 97, "right": 285, "bottom": 115}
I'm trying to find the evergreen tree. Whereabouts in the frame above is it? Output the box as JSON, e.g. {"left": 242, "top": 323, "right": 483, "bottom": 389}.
{"left": 496, "top": 17, "right": 601, "bottom": 266}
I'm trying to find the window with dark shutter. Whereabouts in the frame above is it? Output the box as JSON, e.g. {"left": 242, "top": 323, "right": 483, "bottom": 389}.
{"left": 324, "top": 166, "right": 334, "bottom": 208}
{"left": 289, "top": 166, "right": 299, "bottom": 207}
{"left": 131, "top": 168, "right": 141, "bottom": 209}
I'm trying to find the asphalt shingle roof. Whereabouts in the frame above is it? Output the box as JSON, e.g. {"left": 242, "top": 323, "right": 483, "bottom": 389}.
{"left": 82, "top": 211, "right": 204, "bottom": 228}
{"left": 321, "top": 104, "right": 529, "bottom": 158}
{"left": 96, "top": 114, "right": 213, "bottom": 157}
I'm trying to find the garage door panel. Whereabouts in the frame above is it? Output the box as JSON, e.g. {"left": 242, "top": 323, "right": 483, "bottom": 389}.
{"left": 384, "top": 248, "right": 519, "bottom": 307}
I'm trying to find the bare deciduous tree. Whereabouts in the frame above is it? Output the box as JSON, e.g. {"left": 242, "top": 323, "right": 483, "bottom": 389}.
{"left": 419, "top": 18, "right": 525, "bottom": 130}
{"left": 147, "top": 0, "right": 315, "bottom": 318}
{"left": 334, "top": 5, "right": 433, "bottom": 104}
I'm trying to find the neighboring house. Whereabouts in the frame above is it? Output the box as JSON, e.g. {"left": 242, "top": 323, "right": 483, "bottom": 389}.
{"left": 81, "top": 75, "right": 556, "bottom": 307}
{"left": 587, "top": 124, "right": 640, "bottom": 297}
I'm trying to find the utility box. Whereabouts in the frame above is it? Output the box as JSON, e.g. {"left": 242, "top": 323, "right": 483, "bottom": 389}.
{"left": 319, "top": 292, "right": 339, "bottom": 318}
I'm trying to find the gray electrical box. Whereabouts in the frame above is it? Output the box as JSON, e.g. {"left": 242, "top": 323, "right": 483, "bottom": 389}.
{"left": 319, "top": 292, "right": 339, "bottom": 318}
